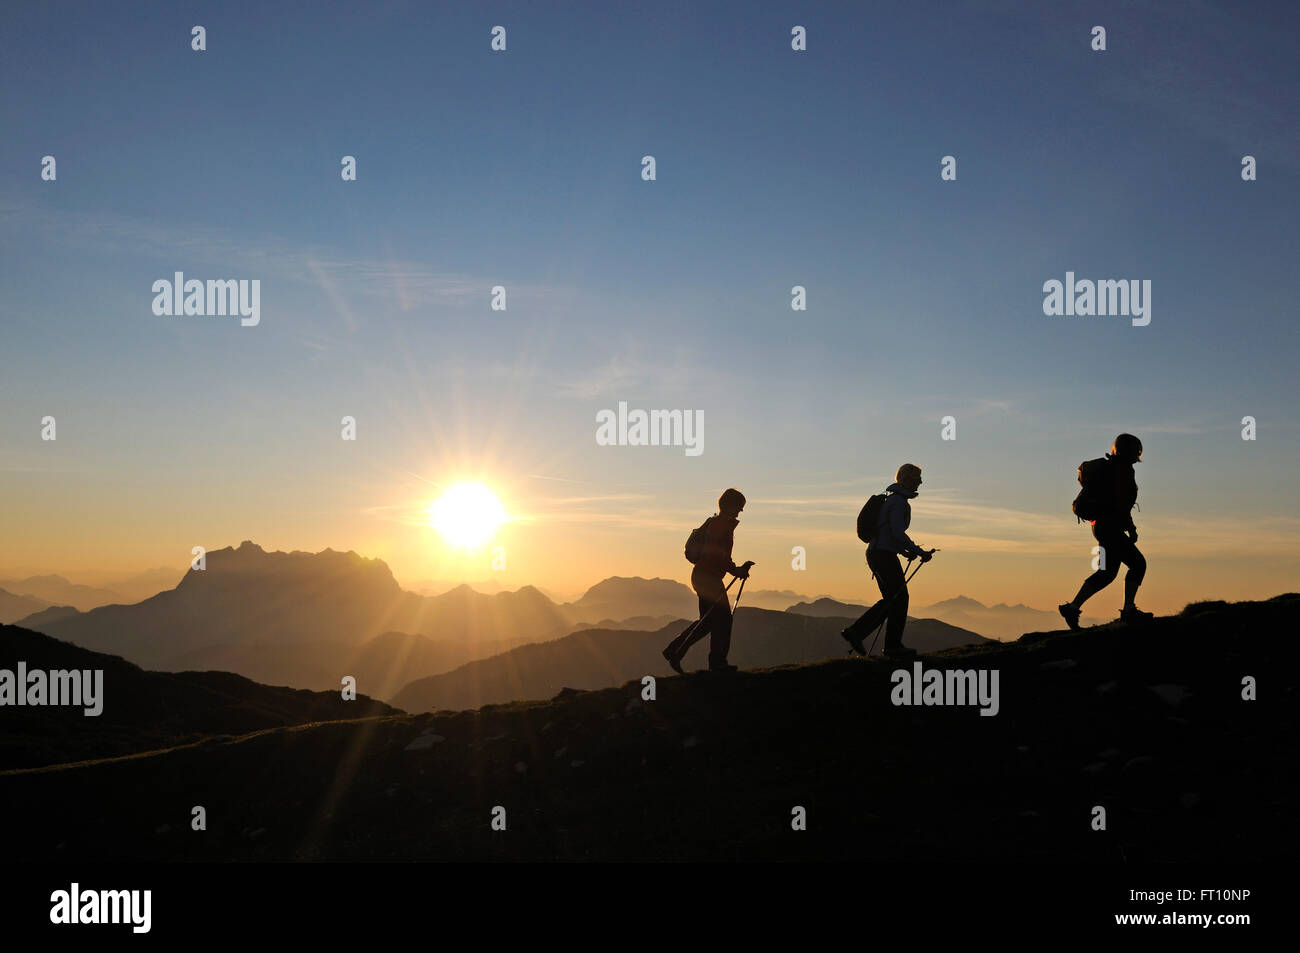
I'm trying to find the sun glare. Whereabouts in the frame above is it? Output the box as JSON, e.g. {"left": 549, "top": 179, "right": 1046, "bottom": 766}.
{"left": 429, "top": 482, "right": 507, "bottom": 548}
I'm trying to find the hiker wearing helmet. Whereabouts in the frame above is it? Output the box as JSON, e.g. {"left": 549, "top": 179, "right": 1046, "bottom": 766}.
{"left": 663, "top": 488, "right": 755, "bottom": 674}
{"left": 842, "top": 463, "right": 934, "bottom": 659}
{"left": 1059, "top": 433, "right": 1152, "bottom": 628}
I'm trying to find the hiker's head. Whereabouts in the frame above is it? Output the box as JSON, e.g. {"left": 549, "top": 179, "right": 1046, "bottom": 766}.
{"left": 1111, "top": 433, "right": 1143, "bottom": 464}
{"left": 718, "top": 488, "right": 746, "bottom": 518}
{"left": 896, "top": 463, "right": 923, "bottom": 492}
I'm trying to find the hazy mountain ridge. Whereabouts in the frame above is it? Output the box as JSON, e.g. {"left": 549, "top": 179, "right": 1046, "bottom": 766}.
{"left": 14, "top": 549, "right": 1098, "bottom": 699}
{"left": 0, "top": 567, "right": 187, "bottom": 608}
{"left": 12, "top": 605, "right": 80, "bottom": 628}
{"left": 390, "top": 608, "right": 988, "bottom": 712}
{"left": 162, "top": 630, "right": 526, "bottom": 700}
{"left": 786, "top": 597, "right": 869, "bottom": 617}
{"left": 919, "top": 595, "right": 1105, "bottom": 641}
{"left": 3, "top": 595, "right": 1292, "bottom": 861}
{"left": 743, "top": 588, "right": 815, "bottom": 610}
{"left": 0, "top": 575, "right": 123, "bottom": 614}
{"left": 22, "top": 543, "right": 575, "bottom": 685}
{"left": 0, "top": 587, "right": 53, "bottom": 625}
{"left": 564, "top": 576, "right": 698, "bottom": 623}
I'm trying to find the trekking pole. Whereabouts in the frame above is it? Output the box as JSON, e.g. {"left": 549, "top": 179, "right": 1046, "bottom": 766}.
{"left": 676, "top": 574, "right": 741, "bottom": 655}
{"left": 864, "top": 553, "right": 934, "bottom": 658}
{"left": 676, "top": 564, "right": 748, "bottom": 655}
{"left": 709, "top": 574, "right": 741, "bottom": 618}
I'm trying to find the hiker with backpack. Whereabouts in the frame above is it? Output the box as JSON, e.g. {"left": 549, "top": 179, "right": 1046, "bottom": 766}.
{"left": 1059, "top": 433, "right": 1152, "bottom": 627}
{"left": 841, "top": 464, "right": 935, "bottom": 659}
{"left": 662, "top": 488, "right": 755, "bottom": 674}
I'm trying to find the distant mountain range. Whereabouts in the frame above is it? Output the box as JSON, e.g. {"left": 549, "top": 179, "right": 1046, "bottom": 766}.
{"left": 0, "top": 568, "right": 187, "bottom": 610}
{"left": 390, "top": 608, "right": 988, "bottom": 712}
{"left": 13, "top": 545, "right": 1098, "bottom": 702}
{"left": 743, "top": 588, "right": 819, "bottom": 611}
{"left": 0, "top": 575, "right": 123, "bottom": 614}
{"left": 0, "top": 623, "right": 397, "bottom": 770}
{"left": 785, "top": 595, "right": 1104, "bottom": 642}
{"left": 917, "top": 596, "right": 1104, "bottom": 641}
{"left": 18, "top": 552, "right": 829, "bottom": 697}
{"left": 0, "top": 587, "right": 52, "bottom": 625}
{"left": 786, "top": 597, "right": 869, "bottom": 617}
{"left": 563, "top": 576, "right": 698, "bottom": 622}
{"left": 560, "top": 584, "right": 1105, "bottom": 643}
{"left": 19, "top": 543, "right": 574, "bottom": 695}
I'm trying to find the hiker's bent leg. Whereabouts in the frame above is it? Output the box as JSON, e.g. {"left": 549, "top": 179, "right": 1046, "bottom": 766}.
{"left": 684, "top": 570, "right": 727, "bottom": 659}
{"left": 848, "top": 554, "right": 893, "bottom": 637}
{"left": 869, "top": 553, "right": 908, "bottom": 649}
{"left": 847, "top": 601, "right": 886, "bottom": 637}
{"left": 666, "top": 617, "right": 699, "bottom": 658}
{"left": 693, "top": 571, "right": 734, "bottom": 667}
{"left": 868, "top": 553, "right": 893, "bottom": 602}
{"left": 677, "top": 592, "right": 715, "bottom": 657}
{"left": 1073, "top": 524, "right": 1122, "bottom": 606}
{"left": 708, "top": 601, "right": 733, "bottom": 667}
{"left": 1072, "top": 568, "right": 1116, "bottom": 607}
{"left": 1121, "top": 544, "right": 1146, "bottom": 608}
{"left": 850, "top": 551, "right": 892, "bottom": 640}
{"left": 885, "top": 579, "right": 909, "bottom": 648}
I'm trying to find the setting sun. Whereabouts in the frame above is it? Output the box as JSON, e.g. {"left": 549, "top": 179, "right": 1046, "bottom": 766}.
{"left": 428, "top": 483, "right": 507, "bottom": 548}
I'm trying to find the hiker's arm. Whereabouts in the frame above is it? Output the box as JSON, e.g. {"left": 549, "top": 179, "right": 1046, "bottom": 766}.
{"left": 721, "top": 534, "right": 737, "bottom": 574}
{"left": 891, "top": 501, "right": 924, "bottom": 558}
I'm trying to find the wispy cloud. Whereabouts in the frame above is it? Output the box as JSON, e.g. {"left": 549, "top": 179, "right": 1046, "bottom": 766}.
{"left": 6, "top": 203, "right": 572, "bottom": 316}
{"left": 745, "top": 487, "right": 1300, "bottom": 558}
{"left": 548, "top": 353, "right": 697, "bottom": 400}
{"left": 1125, "top": 421, "right": 1214, "bottom": 436}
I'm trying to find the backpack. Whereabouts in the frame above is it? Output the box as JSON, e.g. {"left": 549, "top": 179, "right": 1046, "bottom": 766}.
{"left": 684, "top": 516, "right": 712, "bottom": 564}
{"left": 856, "top": 492, "right": 890, "bottom": 544}
{"left": 1071, "top": 457, "right": 1112, "bottom": 522}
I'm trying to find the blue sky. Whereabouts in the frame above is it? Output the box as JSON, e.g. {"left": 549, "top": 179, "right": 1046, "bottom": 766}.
{"left": 2, "top": 0, "right": 1298, "bottom": 610}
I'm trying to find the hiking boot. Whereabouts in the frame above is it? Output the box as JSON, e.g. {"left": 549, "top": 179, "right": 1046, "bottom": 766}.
{"left": 1120, "top": 606, "right": 1154, "bottom": 624}
{"left": 661, "top": 645, "right": 685, "bottom": 675}
{"left": 882, "top": 645, "right": 917, "bottom": 659}
{"left": 841, "top": 627, "right": 866, "bottom": 656}
{"left": 708, "top": 662, "right": 738, "bottom": 673}
{"left": 1058, "top": 603, "right": 1081, "bottom": 630}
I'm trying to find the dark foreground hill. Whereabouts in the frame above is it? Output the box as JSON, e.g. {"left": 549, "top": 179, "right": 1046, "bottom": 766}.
{"left": 391, "top": 608, "right": 987, "bottom": 712}
{"left": 4, "top": 596, "right": 1293, "bottom": 862}
{"left": 0, "top": 624, "right": 400, "bottom": 770}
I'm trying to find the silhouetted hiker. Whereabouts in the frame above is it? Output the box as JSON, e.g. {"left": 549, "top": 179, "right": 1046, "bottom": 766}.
{"left": 1060, "top": 433, "right": 1153, "bottom": 628}
{"left": 842, "top": 464, "right": 935, "bottom": 658}
{"left": 663, "top": 488, "right": 754, "bottom": 674}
